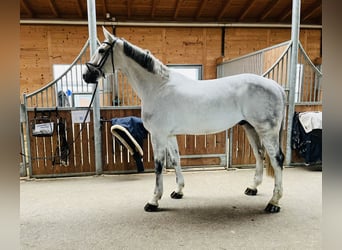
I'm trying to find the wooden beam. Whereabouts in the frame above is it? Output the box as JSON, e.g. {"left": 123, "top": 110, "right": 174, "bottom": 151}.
{"left": 48, "top": 0, "right": 59, "bottom": 18}
{"left": 238, "top": 0, "right": 257, "bottom": 21}
{"left": 259, "top": 0, "right": 280, "bottom": 21}
{"left": 217, "top": 0, "right": 233, "bottom": 21}
{"left": 174, "top": 0, "right": 183, "bottom": 19}
{"left": 101, "top": 0, "right": 108, "bottom": 19}
{"left": 151, "top": 0, "right": 158, "bottom": 18}
{"left": 196, "top": 0, "right": 208, "bottom": 19}
{"left": 302, "top": 1, "right": 321, "bottom": 21}
{"left": 127, "top": 0, "right": 132, "bottom": 18}
{"left": 75, "top": 0, "right": 84, "bottom": 18}
{"left": 279, "top": 3, "right": 292, "bottom": 22}
{"left": 20, "top": 0, "right": 34, "bottom": 17}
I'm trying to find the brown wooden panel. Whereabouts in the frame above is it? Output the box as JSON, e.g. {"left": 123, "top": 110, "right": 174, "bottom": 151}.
{"left": 177, "top": 135, "right": 186, "bottom": 154}
{"left": 87, "top": 114, "right": 95, "bottom": 170}
{"left": 224, "top": 27, "right": 320, "bottom": 62}
{"left": 73, "top": 123, "right": 83, "bottom": 172}
{"left": 295, "top": 105, "right": 322, "bottom": 113}
{"left": 204, "top": 134, "right": 216, "bottom": 154}
{"left": 142, "top": 134, "right": 154, "bottom": 170}
{"left": 20, "top": 25, "right": 321, "bottom": 98}
{"left": 81, "top": 122, "right": 92, "bottom": 172}
{"left": 100, "top": 108, "right": 154, "bottom": 173}
{"left": 231, "top": 125, "right": 256, "bottom": 166}
{"left": 181, "top": 157, "right": 221, "bottom": 167}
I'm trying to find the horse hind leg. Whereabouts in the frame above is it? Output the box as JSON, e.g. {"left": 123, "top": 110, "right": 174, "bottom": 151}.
{"left": 167, "top": 136, "right": 184, "bottom": 199}
{"left": 241, "top": 122, "right": 265, "bottom": 196}
{"left": 260, "top": 132, "right": 284, "bottom": 213}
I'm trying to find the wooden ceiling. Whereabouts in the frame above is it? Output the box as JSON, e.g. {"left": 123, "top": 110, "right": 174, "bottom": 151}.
{"left": 20, "top": 0, "right": 321, "bottom": 25}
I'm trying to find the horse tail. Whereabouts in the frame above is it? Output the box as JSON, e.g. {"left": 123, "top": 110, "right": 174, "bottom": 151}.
{"left": 266, "top": 92, "right": 286, "bottom": 178}
{"left": 265, "top": 153, "right": 274, "bottom": 177}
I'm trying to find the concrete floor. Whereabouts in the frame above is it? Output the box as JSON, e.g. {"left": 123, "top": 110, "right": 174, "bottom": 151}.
{"left": 20, "top": 166, "right": 321, "bottom": 250}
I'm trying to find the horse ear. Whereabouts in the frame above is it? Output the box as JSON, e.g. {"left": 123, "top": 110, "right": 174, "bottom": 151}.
{"left": 102, "top": 26, "right": 114, "bottom": 42}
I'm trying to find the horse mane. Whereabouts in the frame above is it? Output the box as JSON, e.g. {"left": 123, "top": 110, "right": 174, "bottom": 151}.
{"left": 123, "top": 40, "right": 169, "bottom": 80}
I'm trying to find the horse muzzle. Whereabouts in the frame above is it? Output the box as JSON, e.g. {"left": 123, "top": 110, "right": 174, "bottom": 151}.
{"left": 83, "top": 71, "right": 100, "bottom": 83}
{"left": 82, "top": 67, "right": 100, "bottom": 84}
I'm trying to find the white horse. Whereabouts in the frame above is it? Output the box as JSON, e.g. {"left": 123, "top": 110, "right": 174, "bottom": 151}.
{"left": 83, "top": 27, "right": 286, "bottom": 213}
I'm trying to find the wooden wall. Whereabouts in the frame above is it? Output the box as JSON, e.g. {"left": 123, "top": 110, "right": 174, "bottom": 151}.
{"left": 20, "top": 24, "right": 322, "bottom": 170}
{"left": 20, "top": 25, "right": 89, "bottom": 96}
{"left": 20, "top": 24, "right": 322, "bottom": 96}
{"left": 225, "top": 28, "right": 321, "bottom": 62}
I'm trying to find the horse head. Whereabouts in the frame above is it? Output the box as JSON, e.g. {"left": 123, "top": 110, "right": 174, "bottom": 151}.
{"left": 82, "top": 27, "right": 117, "bottom": 84}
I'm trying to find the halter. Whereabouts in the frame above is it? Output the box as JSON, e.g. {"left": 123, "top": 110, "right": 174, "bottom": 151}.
{"left": 85, "top": 40, "right": 118, "bottom": 79}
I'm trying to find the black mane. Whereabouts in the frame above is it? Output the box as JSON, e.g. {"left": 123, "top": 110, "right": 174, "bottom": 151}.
{"left": 123, "top": 41, "right": 155, "bottom": 73}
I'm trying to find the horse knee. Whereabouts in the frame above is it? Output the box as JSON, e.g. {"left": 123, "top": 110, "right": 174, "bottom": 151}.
{"left": 155, "top": 159, "right": 164, "bottom": 174}
{"left": 276, "top": 148, "right": 284, "bottom": 169}
{"left": 257, "top": 147, "right": 265, "bottom": 160}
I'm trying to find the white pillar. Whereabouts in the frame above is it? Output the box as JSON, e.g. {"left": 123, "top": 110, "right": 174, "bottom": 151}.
{"left": 285, "top": 0, "right": 301, "bottom": 166}
{"left": 87, "top": 0, "right": 103, "bottom": 174}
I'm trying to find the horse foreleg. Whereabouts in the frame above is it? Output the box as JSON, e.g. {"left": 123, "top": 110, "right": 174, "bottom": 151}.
{"left": 167, "top": 136, "right": 184, "bottom": 199}
{"left": 242, "top": 123, "right": 265, "bottom": 196}
{"left": 144, "top": 139, "right": 166, "bottom": 212}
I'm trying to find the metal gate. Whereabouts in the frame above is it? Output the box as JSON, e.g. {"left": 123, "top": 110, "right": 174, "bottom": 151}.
{"left": 217, "top": 40, "right": 322, "bottom": 167}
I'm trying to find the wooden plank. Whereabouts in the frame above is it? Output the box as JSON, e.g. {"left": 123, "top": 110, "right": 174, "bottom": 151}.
{"left": 73, "top": 123, "right": 83, "bottom": 172}
{"left": 21, "top": 26, "right": 320, "bottom": 99}
{"left": 88, "top": 113, "right": 96, "bottom": 171}
{"left": 81, "top": 122, "right": 91, "bottom": 172}
{"left": 101, "top": 109, "right": 114, "bottom": 172}
{"left": 181, "top": 157, "right": 221, "bottom": 167}
{"left": 177, "top": 135, "right": 186, "bottom": 155}
{"left": 143, "top": 134, "right": 154, "bottom": 170}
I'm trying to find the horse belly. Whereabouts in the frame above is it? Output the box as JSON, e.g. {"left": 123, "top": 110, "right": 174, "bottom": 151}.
{"left": 169, "top": 105, "right": 241, "bottom": 135}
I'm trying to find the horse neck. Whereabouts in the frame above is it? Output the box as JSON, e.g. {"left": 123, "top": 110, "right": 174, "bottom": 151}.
{"left": 114, "top": 47, "right": 166, "bottom": 100}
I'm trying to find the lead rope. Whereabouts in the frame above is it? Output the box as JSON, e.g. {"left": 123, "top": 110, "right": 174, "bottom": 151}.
{"left": 66, "top": 40, "right": 117, "bottom": 158}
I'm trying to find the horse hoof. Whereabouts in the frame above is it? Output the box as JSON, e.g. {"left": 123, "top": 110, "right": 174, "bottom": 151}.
{"left": 264, "top": 203, "right": 281, "bottom": 213}
{"left": 170, "top": 191, "right": 183, "bottom": 199}
{"left": 244, "top": 187, "right": 257, "bottom": 196}
{"left": 144, "top": 203, "right": 159, "bottom": 212}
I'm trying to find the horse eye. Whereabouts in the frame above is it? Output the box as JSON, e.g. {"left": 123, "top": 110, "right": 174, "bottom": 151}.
{"left": 99, "top": 48, "right": 105, "bottom": 54}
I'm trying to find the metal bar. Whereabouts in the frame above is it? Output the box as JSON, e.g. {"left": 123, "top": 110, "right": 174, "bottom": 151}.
{"left": 223, "top": 40, "right": 291, "bottom": 66}
{"left": 31, "top": 172, "right": 96, "bottom": 178}
{"left": 180, "top": 153, "right": 227, "bottom": 160}
{"left": 87, "top": 0, "right": 103, "bottom": 175}
{"left": 285, "top": 0, "right": 301, "bottom": 166}
{"left": 45, "top": 88, "right": 49, "bottom": 106}
{"left": 313, "top": 72, "right": 318, "bottom": 102}
{"left": 309, "top": 66, "right": 313, "bottom": 102}
{"left": 294, "top": 101, "right": 322, "bottom": 105}
{"left": 298, "top": 42, "right": 322, "bottom": 76}
{"left": 114, "top": 71, "right": 118, "bottom": 106}
{"left": 26, "top": 40, "right": 90, "bottom": 99}
{"left": 23, "top": 94, "right": 33, "bottom": 177}
{"left": 20, "top": 104, "right": 27, "bottom": 176}
{"left": 262, "top": 42, "right": 292, "bottom": 77}
{"left": 121, "top": 77, "right": 125, "bottom": 105}
{"left": 19, "top": 19, "right": 323, "bottom": 29}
